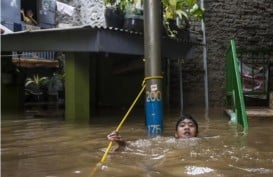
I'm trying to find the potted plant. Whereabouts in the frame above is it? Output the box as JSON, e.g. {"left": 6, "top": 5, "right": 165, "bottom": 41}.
{"left": 47, "top": 72, "right": 65, "bottom": 100}
{"left": 104, "top": 0, "right": 126, "bottom": 28}
{"left": 162, "top": 0, "right": 204, "bottom": 38}
{"left": 24, "top": 74, "right": 48, "bottom": 96}
{"left": 123, "top": 0, "right": 144, "bottom": 32}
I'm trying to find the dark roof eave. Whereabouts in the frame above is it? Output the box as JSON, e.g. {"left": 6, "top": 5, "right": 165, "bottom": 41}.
{"left": 1, "top": 25, "right": 197, "bottom": 58}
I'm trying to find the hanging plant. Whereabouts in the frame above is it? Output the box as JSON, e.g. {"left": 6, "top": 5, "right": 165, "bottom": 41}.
{"left": 162, "top": 0, "right": 204, "bottom": 38}
{"left": 123, "top": 0, "right": 144, "bottom": 32}
{"left": 104, "top": 0, "right": 126, "bottom": 28}
{"left": 47, "top": 72, "right": 65, "bottom": 95}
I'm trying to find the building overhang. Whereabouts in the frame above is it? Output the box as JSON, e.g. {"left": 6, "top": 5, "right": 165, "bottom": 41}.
{"left": 1, "top": 25, "right": 199, "bottom": 59}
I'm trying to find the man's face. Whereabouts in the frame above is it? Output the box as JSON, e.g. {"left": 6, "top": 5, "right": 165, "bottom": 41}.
{"left": 175, "top": 119, "right": 197, "bottom": 139}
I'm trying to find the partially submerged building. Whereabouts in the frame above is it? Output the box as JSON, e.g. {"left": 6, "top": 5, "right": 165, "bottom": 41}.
{"left": 1, "top": 0, "right": 204, "bottom": 121}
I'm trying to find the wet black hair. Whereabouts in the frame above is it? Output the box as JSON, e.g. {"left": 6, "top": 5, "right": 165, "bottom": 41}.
{"left": 175, "top": 114, "right": 199, "bottom": 134}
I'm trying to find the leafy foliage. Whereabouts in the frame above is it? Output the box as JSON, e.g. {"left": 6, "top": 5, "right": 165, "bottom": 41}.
{"left": 104, "top": 0, "right": 126, "bottom": 11}
{"left": 162, "top": 0, "right": 204, "bottom": 38}
{"left": 162, "top": 0, "right": 204, "bottom": 20}
{"left": 25, "top": 74, "right": 48, "bottom": 88}
{"left": 104, "top": 0, "right": 143, "bottom": 14}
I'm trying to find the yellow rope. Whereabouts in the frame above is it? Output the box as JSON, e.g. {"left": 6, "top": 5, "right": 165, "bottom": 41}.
{"left": 89, "top": 75, "right": 163, "bottom": 177}
{"left": 142, "top": 75, "right": 163, "bottom": 87}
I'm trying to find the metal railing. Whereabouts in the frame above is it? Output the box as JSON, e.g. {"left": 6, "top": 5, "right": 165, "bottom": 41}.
{"left": 238, "top": 49, "right": 271, "bottom": 100}
{"left": 225, "top": 40, "right": 248, "bottom": 132}
{"left": 12, "top": 51, "right": 55, "bottom": 60}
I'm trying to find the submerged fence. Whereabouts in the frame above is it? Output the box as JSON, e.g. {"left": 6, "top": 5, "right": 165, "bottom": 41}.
{"left": 225, "top": 40, "right": 248, "bottom": 132}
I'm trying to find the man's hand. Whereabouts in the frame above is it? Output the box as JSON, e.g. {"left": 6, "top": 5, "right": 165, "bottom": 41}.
{"left": 107, "top": 131, "right": 123, "bottom": 142}
{"left": 107, "top": 131, "right": 126, "bottom": 151}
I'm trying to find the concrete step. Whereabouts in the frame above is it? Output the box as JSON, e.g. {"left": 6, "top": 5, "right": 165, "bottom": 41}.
{"left": 246, "top": 107, "right": 273, "bottom": 118}
{"left": 225, "top": 107, "right": 273, "bottom": 119}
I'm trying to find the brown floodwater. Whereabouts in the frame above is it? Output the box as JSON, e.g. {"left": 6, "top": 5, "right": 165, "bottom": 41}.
{"left": 1, "top": 108, "right": 273, "bottom": 177}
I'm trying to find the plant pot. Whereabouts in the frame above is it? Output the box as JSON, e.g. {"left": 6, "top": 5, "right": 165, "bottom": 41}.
{"left": 123, "top": 14, "right": 143, "bottom": 32}
{"left": 164, "top": 18, "right": 190, "bottom": 39}
{"left": 104, "top": 7, "right": 124, "bottom": 28}
{"left": 25, "top": 83, "right": 43, "bottom": 95}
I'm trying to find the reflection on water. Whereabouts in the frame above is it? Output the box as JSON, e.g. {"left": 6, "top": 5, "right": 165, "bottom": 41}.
{"left": 1, "top": 108, "right": 273, "bottom": 177}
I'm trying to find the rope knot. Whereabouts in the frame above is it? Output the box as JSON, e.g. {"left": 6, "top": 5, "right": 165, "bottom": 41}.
{"left": 142, "top": 75, "right": 163, "bottom": 87}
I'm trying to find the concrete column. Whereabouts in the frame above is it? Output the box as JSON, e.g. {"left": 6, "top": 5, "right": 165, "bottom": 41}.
{"left": 65, "top": 52, "right": 90, "bottom": 122}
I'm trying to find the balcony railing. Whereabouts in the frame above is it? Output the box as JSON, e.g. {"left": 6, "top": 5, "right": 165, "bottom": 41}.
{"left": 12, "top": 51, "right": 58, "bottom": 68}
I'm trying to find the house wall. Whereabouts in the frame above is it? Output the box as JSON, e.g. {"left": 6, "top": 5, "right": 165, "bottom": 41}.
{"left": 171, "top": 0, "right": 273, "bottom": 108}
{"left": 56, "top": 0, "right": 105, "bottom": 27}
{"left": 204, "top": 0, "right": 273, "bottom": 107}
{"left": 56, "top": 0, "right": 273, "bottom": 109}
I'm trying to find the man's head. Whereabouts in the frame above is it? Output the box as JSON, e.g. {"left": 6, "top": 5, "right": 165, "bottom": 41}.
{"left": 175, "top": 115, "right": 198, "bottom": 139}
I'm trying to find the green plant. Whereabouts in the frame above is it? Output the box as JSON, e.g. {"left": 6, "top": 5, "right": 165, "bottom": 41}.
{"left": 104, "top": 0, "right": 126, "bottom": 11}
{"left": 56, "top": 72, "right": 65, "bottom": 82}
{"left": 123, "top": 0, "right": 143, "bottom": 16}
{"left": 162, "top": 0, "right": 203, "bottom": 20}
{"left": 47, "top": 73, "right": 65, "bottom": 94}
{"left": 162, "top": 0, "right": 204, "bottom": 37}
{"left": 49, "top": 73, "right": 65, "bottom": 87}
{"left": 25, "top": 74, "right": 48, "bottom": 88}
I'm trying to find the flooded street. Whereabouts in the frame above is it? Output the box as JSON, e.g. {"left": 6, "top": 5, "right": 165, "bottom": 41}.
{"left": 1, "top": 108, "right": 273, "bottom": 177}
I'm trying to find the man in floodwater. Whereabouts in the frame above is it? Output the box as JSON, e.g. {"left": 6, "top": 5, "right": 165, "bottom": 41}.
{"left": 107, "top": 114, "right": 198, "bottom": 151}
{"left": 174, "top": 114, "right": 198, "bottom": 139}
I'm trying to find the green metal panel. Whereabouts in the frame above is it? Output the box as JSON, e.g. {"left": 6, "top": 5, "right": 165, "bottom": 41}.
{"left": 225, "top": 40, "right": 248, "bottom": 132}
{"left": 65, "top": 52, "right": 90, "bottom": 122}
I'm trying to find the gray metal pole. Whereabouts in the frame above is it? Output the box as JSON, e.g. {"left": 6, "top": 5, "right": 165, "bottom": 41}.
{"left": 179, "top": 59, "right": 184, "bottom": 116}
{"left": 201, "top": 0, "right": 209, "bottom": 114}
{"left": 166, "top": 58, "right": 170, "bottom": 111}
{"left": 144, "top": 0, "right": 163, "bottom": 136}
